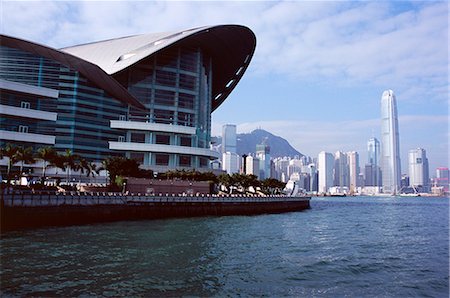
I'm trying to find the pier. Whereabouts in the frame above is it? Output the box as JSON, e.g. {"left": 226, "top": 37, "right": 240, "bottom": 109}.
{"left": 0, "top": 191, "right": 310, "bottom": 232}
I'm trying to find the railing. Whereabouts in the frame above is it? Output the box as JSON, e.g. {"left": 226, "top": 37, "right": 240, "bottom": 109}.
{"left": 1, "top": 191, "right": 310, "bottom": 207}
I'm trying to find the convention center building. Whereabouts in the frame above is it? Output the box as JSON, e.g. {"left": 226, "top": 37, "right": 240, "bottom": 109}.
{"left": 0, "top": 25, "right": 256, "bottom": 172}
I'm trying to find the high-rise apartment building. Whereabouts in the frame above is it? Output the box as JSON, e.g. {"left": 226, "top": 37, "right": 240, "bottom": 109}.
{"left": 222, "top": 124, "right": 237, "bottom": 155}
{"left": 381, "top": 90, "right": 401, "bottom": 194}
{"left": 318, "top": 151, "right": 334, "bottom": 193}
{"left": 334, "top": 151, "right": 349, "bottom": 187}
{"left": 245, "top": 155, "right": 260, "bottom": 178}
{"left": 347, "top": 151, "right": 360, "bottom": 189}
{"left": 222, "top": 152, "right": 240, "bottom": 175}
{"left": 408, "top": 148, "right": 429, "bottom": 191}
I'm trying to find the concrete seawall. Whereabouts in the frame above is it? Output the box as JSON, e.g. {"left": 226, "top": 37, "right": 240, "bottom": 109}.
{"left": 1, "top": 192, "right": 310, "bottom": 232}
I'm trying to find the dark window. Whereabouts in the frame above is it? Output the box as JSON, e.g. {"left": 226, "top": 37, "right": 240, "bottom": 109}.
{"left": 131, "top": 133, "right": 146, "bottom": 143}
{"left": 130, "top": 152, "right": 145, "bottom": 164}
{"left": 154, "top": 109, "right": 174, "bottom": 124}
{"left": 155, "top": 134, "right": 170, "bottom": 145}
{"left": 179, "top": 155, "right": 191, "bottom": 167}
{"left": 180, "top": 136, "right": 191, "bottom": 147}
{"left": 178, "top": 93, "right": 195, "bottom": 109}
{"left": 200, "top": 157, "right": 208, "bottom": 167}
{"left": 179, "top": 74, "right": 196, "bottom": 90}
{"left": 178, "top": 112, "right": 195, "bottom": 127}
{"left": 20, "top": 101, "right": 30, "bottom": 109}
{"left": 180, "top": 49, "right": 198, "bottom": 72}
{"left": 155, "top": 153, "right": 169, "bottom": 166}
{"left": 129, "top": 86, "right": 151, "bottom": 104}
{"left": 154, "top": 89, "right": 175, "bottom": 106}
{"left": 155, "top": 70, "right": 176, "bottom": 87}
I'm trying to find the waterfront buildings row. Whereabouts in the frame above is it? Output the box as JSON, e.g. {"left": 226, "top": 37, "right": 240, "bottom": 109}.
{"left": 0, "top": 25, "right": 256, "bottom": 177}
{"left": 219, "top": 124, "right": 444, "bottom": 195}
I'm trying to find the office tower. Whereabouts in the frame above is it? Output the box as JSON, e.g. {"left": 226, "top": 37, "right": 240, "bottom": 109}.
{"left": 222, "top": 124, "right": 237, "bottom": 155}
{"left": 436, "top": 167, "right": 449, "bottom": 192}
{"left": 408, "top": 148, "right": 429, "bottom": 192}
{"left": 381, "top": 90, "right": 401, "bottom": 194}
{"left": 222, "top": 152, "right": 240, "bottom": 175}
{"left": 334, "top": 151, "right": 349, "bottom": 187}
{"left": 256, "top": 144, "right": 271, "bottom": 179}
{"left": 367, "top": 137, "right": 381, "bottom": 186}
{"left": 347, "top": 151, "right": 360, "bottom": 189}
{"left": 318, "top": 151, "right": 334, "bottom": 193}
{"left": 245, "top": 155, "right": 260, "bottom": 179}
{"left": 308, "top": 163, "right": 318, "bottom": 192}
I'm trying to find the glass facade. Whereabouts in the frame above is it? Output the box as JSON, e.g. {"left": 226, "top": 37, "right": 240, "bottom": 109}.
{"left": 114, "top": 45, "right": 213, "bottom": 169}
{"left": 0, "top": 46, "right": 127, "bottom": 161}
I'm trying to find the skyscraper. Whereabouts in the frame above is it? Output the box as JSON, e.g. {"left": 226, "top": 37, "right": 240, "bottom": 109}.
{"left": 245, "top": 155, "right": 260, "bottom": 178}
{"left": 381, "top": 90, "right": 401, "bottom": 194}
{"left": 347, "top": 151, "right": 360, "bottom": 189}
{"left": 222, "top": 152, "right": 240, "bottom": 174}
{"left": 318, "top": 151, "right": 334, "bottom": 194}
{"left": 366, "top": 137, "right": 381, "bottom": 186}
{"left": 256, "top": 144, "right": 271, "bottom": 179}
{"left": 334, "top": 151, "right": 349, "bottom": 187}
{"left": 222, "top": 124, "right": 237, "bottom": 155}
{"left": 408, "top": 148, "right": 429, "bottom": 192}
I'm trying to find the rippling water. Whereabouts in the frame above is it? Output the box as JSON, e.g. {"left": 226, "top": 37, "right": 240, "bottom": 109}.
{"left": 1, "top": 196, "right": 448, "bottom": 297}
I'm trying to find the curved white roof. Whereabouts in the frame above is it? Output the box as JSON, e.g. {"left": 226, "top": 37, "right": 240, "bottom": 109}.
{"left": 61, "top": 27, "right": 207, "bottom": 75}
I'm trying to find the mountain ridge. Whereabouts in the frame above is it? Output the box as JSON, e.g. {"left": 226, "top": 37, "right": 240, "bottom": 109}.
{"left": 215, "top": 128, "right": 303, "bottom": 158}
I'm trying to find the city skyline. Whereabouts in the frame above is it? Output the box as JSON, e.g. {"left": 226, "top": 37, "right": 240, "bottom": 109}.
{"left": 2, "top": 1, "right": 447, "bottom": 172}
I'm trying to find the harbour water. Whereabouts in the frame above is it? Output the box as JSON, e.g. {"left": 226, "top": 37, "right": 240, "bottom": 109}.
{"left": 1, "top": 196, "right": 448, "bottom": 297}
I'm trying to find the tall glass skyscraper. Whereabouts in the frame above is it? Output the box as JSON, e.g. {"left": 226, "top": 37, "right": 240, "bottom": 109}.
{"left": 318, "top": 151, "right": 334, "bottom": 194}
{"left": 222, "top": 124, "right": 237, "bottom": 154}
{"left": 366, "top": 137, "right": 381, "bottom": 186}
{"left": 380, "top": 90, "right": 401, "bottom": 194}
{"left": 408, "top": 148, "right": 429, "bottom": 191}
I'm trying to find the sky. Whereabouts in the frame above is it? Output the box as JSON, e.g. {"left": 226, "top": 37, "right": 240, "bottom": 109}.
{"left": 1, "top": 1, "right": 448, "bottom": 174}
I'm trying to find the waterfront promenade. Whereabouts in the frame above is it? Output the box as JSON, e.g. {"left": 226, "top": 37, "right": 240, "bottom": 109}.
{"left": 1, "top": 191, "right": 310, "bottom": 232}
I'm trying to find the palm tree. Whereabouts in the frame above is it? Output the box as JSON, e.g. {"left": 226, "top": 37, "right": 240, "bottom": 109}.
{"left": 0, "top": 143, "right": 19, "bottom": 185}
{"left": 36, "top": 146, "right": 57, "bottom": 183}
{"left": 15, "top": 146, "right": 35, "bottom": 179}
{"left": 84, "top": 161, "right": 101, "bottom": 179}
{"left": 61, "top": 149, "right": 77, "bottom": 184}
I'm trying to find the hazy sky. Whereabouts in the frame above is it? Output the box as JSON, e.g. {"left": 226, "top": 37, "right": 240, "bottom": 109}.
{"left": 1, "top": 1, "right": 448, "bottom": 173}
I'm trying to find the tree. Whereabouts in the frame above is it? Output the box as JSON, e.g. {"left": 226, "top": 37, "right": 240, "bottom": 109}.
{"left": 102, "top": 156, "right": 143, "bottom": 188}
{"left": 261, "top": 178, "right": 286, "bottom": 194}
{"left": 83, "top": 160, "right": 101, "bottom": 179}
{"left": 0, "top": 143, "right": 19, "bottom": 185}
{"left": 36, "top": 146, "right": 57, "bottom": 183}
{"left": 61, "top": 149, "right": 78, "bottom": 184}
{"left": 218, "top": 173, "right": 233, "bottom": 193}
{"left": 15, "top": 146, "right": 35, "bottom": 179}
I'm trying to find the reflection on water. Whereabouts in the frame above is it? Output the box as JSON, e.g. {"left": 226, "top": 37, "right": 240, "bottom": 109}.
{"left": 1, "top": 196, "right": 448, "bottom": 296}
